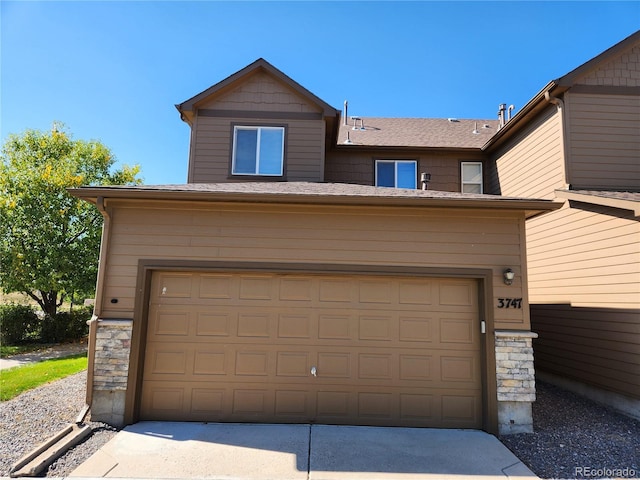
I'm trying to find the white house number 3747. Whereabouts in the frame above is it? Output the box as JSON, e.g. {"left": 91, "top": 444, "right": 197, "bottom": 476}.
{"left": 497, "top": 298, "right": 523, "bottom": 309}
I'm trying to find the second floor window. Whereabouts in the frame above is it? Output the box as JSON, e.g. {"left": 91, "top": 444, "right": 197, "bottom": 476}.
{"left": 375, "top": 160, "right": 417, "bottom": 189}
{"left": 461, "top": 162, "right": 483, "bottom": 194}
{"left": 232, "top": 126, "right": 285, "bottom": 176}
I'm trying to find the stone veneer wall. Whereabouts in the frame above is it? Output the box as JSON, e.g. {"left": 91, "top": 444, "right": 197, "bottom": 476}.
{"left": 495, "top": 330, "right": 538, "bottom": 434}
{"left": 90, "top": 319, "right": 132, "bottom": 426}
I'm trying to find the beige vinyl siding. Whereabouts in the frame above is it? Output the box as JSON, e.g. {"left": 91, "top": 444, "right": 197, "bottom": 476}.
{"left": 325, "top": 150, "right": 487, "bottom": 192}
{"left": 190, "top": 116, "right": 325, "bottom": 183}
{"left": 490, "top": 105, "right": 565, "bottom": 200}
{"left": 566, "top": 92, "right": 640, "bottom": 189}
{"left": 532, "top": 304, "right": 639, "bottom": 399}
{"left": 526, "top": 202, "right": 640, "bottom": 308}
{"left": 527, "top": 201, "right": 640, "bottom": 399}
{"left": 98, "top": 201, "right": 529, "bottom": 330}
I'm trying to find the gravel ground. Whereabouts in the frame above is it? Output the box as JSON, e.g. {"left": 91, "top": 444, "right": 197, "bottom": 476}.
{"left": 500, "top": 381, "right": 640, "bottom": 479}
{"left": 1, "top": 374, "right": 638, "bottom": 478}
{"left": 0, "top": 371, "right": 119, "bottom": 477}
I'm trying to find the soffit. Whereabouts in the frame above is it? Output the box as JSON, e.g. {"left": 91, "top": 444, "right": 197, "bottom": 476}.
{"left": 555, "top": 189, "right": 640, "bottom": 217}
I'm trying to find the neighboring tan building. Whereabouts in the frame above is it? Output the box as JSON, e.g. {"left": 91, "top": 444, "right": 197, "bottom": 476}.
{"left": 485, "top": 30, "right": 640, "bottom": 419}
{"left": 70, "top": 30, "right": 638, "bottom": 436}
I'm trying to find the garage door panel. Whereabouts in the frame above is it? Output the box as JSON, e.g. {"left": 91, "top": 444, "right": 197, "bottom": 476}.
{"left": 196, "top": 312, "right": 232, "bottom": 336}
{"left": 276, "top": 352, "right": 310, "bottom": 377}
{"left": 277, "top": 314, "right": 312, "bottom": 338}
{"left": 441, "top": 394, "right": 481, "bottom": 426}
{"left": 318, "top": 314, "right": 352, "bottom": 340}
{"left": 193, "top": 351, "right": 226, "bottom": 375}
{"left": 440, "top": 355, "right": 480, "bottom": 383}
{"left": 237, "top": 313, "right": 272, "bottom": 337}
{"left": 192, "top": 388, "right": 226, "bottom": 416}
{"left": 142, "top": 272, "right": 482, "bottom": 428}
{"left": 274, "top": 390, "right": 311, "bottom": 417}
{"left": 399, "top": 316, "right": 433, "bottom": 342}
{"left": 440, "top": 316, "right": 476, "bottom": 344}
{"left": 359, "top": 315, "right": 393, "bottom": 341}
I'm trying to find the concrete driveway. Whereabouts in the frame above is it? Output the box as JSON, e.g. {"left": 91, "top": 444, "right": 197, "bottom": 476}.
{"left": 70, "top": 422, "right": 537, "bottom": 479}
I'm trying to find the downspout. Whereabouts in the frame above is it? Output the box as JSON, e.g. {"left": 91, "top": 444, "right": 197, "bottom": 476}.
{"left": 544, "top": 91, "right": 571, "bottom": 190}
{"left": 81, "top": 196, "right": 111, "bottom": 420}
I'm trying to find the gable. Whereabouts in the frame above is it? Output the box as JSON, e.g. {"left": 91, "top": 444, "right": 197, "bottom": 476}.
{"left": 557, "top": 30, "right": 640, "bottom": 88}
{"left": 198, "top": 70, "right": 323, "bottom": 114}
{"left": 176, "top": 58, "right": 339, "bottom": 125}
{"left": 574, "top": 43, "right": 640, "bottom": 87}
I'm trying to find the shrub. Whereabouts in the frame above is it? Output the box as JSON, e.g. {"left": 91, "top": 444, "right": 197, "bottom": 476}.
{"left": 40, "top": 306, "right": 92, "bottom": 343}
{"left": 0, "top": 303, "right": 40, "bottom": 344}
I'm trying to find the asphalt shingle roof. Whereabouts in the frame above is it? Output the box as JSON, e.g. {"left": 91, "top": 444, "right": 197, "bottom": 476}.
{"left": 81, "top": 181, "right": 537, "bottom": 202}
{"left": 570, "top": 190, "right": 640, "bottom": 203}
{"left": 337, "top": 118, "right": 499, "bottom": 149}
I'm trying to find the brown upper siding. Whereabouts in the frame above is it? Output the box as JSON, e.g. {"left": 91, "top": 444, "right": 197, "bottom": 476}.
{"left": 190, "top": 114, "right": 326, "bottom": 183}
{"left": 198, "top": 71, "right": 323, "bottom": 114}
{"left": 565, "top": 92, "right": 640, "bottom": 190}
{"left": 325, "top": 149, "right": 487, "bottom": 192}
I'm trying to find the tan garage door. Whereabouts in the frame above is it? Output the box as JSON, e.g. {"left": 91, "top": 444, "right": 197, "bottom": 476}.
{"left": 140, "top": 271, "right": 482, "bottom": 428}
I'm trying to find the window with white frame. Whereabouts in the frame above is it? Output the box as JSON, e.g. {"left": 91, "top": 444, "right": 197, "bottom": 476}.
{"left": 375, "top": 160, "right": 417, "bottom": 189}
{"left": 461, "top": 162, "right": 483, "bottom": 193}
{"left": 232, "top": 126, "right": 285, "bottom": 176}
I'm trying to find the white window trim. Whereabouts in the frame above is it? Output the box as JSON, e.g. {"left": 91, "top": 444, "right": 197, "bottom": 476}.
{"left": 231, "top": 125, "right": 285, "bottom": 176}
{"left": 461, "top": 161, "right": 483, "bottom": 194}
{"left": 375, "top": 160, "right": 417, "bottom": 188}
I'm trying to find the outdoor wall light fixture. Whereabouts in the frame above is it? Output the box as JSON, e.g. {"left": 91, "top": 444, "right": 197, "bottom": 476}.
{"left": 503, "top": 268, "right": 515, "bottom": 285}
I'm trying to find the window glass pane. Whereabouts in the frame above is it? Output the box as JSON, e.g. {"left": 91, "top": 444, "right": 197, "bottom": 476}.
{"left": 462, "top": 163, "right": 482, "bottom": 183}
{"left": 462, "top": 184, "right": 482, "bottom": 194}
{"left": 396, "top": 162, "right": 417, "bottom": 189}
{"left": 376, "top": 162, "right": 395, "bottom": 187}
{"left": 258, "top": 128, "right": 284, "bottom": 175}
{"left": 234, "top": 129, "right": 257, "bottom": 174}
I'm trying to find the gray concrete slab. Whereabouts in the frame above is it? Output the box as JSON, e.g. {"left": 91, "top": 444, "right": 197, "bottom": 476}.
{"left": 70, "top": 422, "right": 537, "bottom": 480}
{"left": 70, "top": 422, "right": 310, "bottom": 480}
{"left": 310, "top": 425, "right": 537, "bottom": 479}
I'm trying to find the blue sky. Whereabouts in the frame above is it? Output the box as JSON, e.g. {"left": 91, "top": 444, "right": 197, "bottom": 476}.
{"left": 2, "top": 1, "right": 638, "bottom": 185}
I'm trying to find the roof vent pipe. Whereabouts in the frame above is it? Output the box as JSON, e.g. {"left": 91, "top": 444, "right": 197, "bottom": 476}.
{"left": 343, "top": 100, "right": 348, "bottom": 126}
{"left": 497, "top": 103, "right": 507, "bottom": 129}
{"left": 507, "top": 104, "right": 515, "bottom": 121}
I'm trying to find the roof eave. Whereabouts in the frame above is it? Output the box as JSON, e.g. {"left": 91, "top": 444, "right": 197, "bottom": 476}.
{"left": 555, "top": 190, "right": 640, "bottom": 217}
{"left": 482, "top": 81, "right": 569, "bottom": 152}
{"left": 556, "top": 30, "right": 640, "bottom": 87}
{"left": 68, "top": 187, "right": 561, "bottom": 219}
{"left": 333, "top": 144, "right": 485, "bottom": 153}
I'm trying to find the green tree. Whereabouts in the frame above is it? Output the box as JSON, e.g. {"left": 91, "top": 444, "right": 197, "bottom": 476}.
{"left": 0, "top": 124, "right": 141, "bottom": 316}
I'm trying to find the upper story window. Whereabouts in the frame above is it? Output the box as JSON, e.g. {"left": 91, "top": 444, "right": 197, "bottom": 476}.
{"left": 232, "top": 126, "right": 285, "bottom": 176}
{"left": 461, "top": 162, "right": 483, "bottom": 194}
{"left": 375, "top": 160, "right": 417, "bottom": 189}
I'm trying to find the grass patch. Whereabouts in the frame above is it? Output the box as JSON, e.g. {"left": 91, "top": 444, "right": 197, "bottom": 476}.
{"left": 0, "top": 343, "right": 53, "bottom": 358}
{"left": 1, "top": 353, "right": 87, "bottom": 401}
